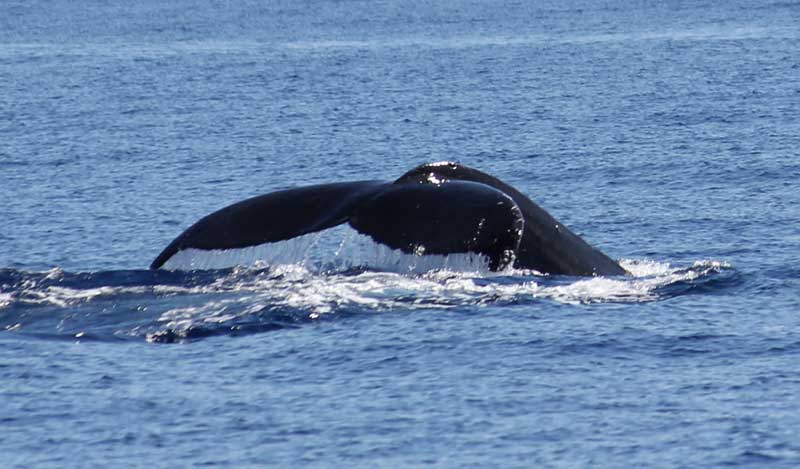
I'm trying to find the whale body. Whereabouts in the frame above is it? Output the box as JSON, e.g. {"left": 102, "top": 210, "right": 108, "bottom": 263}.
{"left": 151, "top": 162, "right": 627, "bottom": 276}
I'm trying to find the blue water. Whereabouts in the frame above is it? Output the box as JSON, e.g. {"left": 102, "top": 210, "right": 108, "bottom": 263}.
{"left": 2, "top": 0, "right": 800, "bottom": 466}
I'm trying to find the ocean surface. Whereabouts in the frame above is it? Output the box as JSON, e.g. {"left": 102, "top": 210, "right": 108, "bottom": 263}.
{"left": 2, "top": 0, "right": 800, "bottom": 467}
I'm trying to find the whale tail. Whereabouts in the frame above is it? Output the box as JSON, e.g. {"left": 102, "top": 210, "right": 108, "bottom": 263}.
{"left": 151, "top": 162, "right": 626, "bottom": 276}
{"left": 150, "top": 176, "right": 524, "bottom": 271}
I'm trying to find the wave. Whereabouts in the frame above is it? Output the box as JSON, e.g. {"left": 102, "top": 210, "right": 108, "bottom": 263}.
{"left": 0, "top": 257, "right": 735, "bottom": 344}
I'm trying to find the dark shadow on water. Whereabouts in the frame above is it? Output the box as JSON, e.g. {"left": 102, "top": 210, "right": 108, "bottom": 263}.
{"left": 146, "top": 321, "right": 294, "bottom": 344}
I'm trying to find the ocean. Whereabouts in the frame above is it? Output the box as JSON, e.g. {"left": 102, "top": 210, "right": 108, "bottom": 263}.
{"left": 2, "top": 0, "right": 800, "bottom": 466}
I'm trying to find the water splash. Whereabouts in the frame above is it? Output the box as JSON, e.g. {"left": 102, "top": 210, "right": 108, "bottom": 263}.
{"left": 0, "top": 257, "right": 735, "bottom": 343}
{"left": 161, "top": 226, "right": 496, "bottom": 275}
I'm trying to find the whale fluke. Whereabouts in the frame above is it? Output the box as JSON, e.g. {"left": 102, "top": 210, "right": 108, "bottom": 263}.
{"left": 151, "top": 162, "right": 627, "bottom": 276}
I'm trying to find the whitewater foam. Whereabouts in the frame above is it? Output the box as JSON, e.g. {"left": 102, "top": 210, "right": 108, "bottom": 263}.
{"left": 1, "top": 256, "right": 734, "bottom": 342}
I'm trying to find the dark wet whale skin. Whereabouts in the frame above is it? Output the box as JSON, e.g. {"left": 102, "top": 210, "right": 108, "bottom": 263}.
{"left": 151, "top": 162, "right": 627, "bottom": 276}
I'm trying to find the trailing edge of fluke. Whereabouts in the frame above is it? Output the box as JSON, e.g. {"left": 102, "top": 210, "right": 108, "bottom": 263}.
{"left": 151, "top": 162, "right": 627, "bottom": 276}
